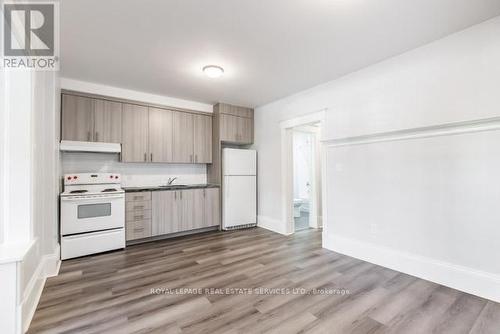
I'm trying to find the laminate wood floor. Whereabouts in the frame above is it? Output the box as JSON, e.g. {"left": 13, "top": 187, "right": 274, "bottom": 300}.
{"left": 29, "top": 228, "right": 500, "bottom": 334}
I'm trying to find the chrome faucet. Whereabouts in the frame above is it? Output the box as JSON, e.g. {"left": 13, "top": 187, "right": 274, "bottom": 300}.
{"left": 167, "top": 177, "right": 177, "bottom": 185}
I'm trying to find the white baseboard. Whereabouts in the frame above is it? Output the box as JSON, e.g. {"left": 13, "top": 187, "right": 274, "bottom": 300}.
{"left": 21, "top": 244, "right": 60, "bottom": 333}
{"left": 258, "top": 215, "right": 291, "bottom": 235}
{"left": 44, "top": 244, "right": 61, "bottom": 278}
{"left": 323, "top": 234, "right": 500, "bottom": 303}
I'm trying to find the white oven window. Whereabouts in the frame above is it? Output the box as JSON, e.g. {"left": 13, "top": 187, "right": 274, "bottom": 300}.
{"left": 78, "top": 203, "right": 112, "bottom": 219}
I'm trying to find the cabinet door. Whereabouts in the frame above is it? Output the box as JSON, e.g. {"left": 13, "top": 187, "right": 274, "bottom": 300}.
{"left": 61, "top": 94, "right": 94, "bottom": 141}
{"left": 149, "top": 108, "right": 173, "bottom": 163}
{"left": 122, "top": 104, "right": 149, "bottom": 162}
{"left": 219, "top": 114, "right": 238, "bottom": 143}
{"left": 172, "top": 112, "right": 194, "bottom": 163}
{"left": 193, "top": 189, "right": 206, "bottom": 229}
{"left": 152, "top": 191, "right": 181, "bottom": 235}
{"left": 180, "top": 189, "right": 195, "bottom": 231}
{"left": 238, "top": 117, "right": 253, "bottom": 144}
{"left": 93, "top": 99, "right": 122, "bottom": 143}
{"left": 205, "top": 188, "right": 220, "bottom": 227}
{"left": 193, "top": 114, "right": 212, "bottom": 163}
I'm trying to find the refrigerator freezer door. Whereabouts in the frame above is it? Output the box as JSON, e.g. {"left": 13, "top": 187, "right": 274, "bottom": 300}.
{"left": 223, "top": 148, "right": 257, "bottom": 176}
{"left": 223, "top": 175, "right": 257, "bottom": 229}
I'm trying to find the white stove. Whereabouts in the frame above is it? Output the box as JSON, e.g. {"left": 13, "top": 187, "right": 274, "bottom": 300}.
{"left": 60, "top": 173, "right": 125, "bottom": 260}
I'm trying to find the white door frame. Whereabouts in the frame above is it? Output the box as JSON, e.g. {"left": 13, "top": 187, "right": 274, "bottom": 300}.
{"left": 280, "top": 110, "right": 326, "bottom": 234}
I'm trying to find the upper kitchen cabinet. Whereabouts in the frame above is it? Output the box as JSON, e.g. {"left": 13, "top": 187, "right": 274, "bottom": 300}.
{"left": 172, "top": 112, "right": 194, "bottom": 163}
{"left": 61, "top": 91, "right": 213, "bottom": 164}
{"left": 207, "top": 103, "right": 254, "bottom": 184}
{"left": 122, "top": 104, "right": 149, "bottom": 162}
{"left": 62, "top": 94, "right": 122, "bottom": 143}
{"left": 148, "top": 107, "right": 174, "bottom": 163}
{"left": 61, "top": 94, "right": 94, "bottom": 141}
{"left": 216, "top": 103, "right": 254, "bottom": 145}
{"left": 193, "top": 114, "right": 212, "bottom": 163}
{"left": 93, "top": 99, "right": 122, "bottom": 143}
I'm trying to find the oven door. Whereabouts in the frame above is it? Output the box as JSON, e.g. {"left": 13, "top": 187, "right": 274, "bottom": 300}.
{"left": 61, "top": 194, "right": 125, "bottom": 235}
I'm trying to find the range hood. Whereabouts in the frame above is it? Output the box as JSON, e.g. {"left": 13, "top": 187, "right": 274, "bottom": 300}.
{"left": 60, "top": 140, "right": 121, "bottom": 153}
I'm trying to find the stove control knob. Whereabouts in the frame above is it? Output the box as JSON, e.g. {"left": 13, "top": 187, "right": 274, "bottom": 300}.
{"left": 67, "top": 176, "right": 71, "bottom": 180}
{"left": 74, "top": 176, "right": 78, "bottom": 179}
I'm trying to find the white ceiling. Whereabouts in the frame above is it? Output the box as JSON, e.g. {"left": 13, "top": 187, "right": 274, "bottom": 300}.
{"left": 61, "top": 0, "right": 500, "bottom": 107}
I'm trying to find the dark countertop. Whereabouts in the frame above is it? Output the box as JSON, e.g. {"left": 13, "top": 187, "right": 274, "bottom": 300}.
{"left": 123, "top": 184, "right": 220, "bottom": 193}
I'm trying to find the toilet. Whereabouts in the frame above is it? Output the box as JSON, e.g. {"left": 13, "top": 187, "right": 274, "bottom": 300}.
{"left": 294, "top": 198, "right": 306, "bottom": 218}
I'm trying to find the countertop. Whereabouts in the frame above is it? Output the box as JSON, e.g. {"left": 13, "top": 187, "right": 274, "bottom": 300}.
{"left": 123, "top": 184, "right": 220, "bottom": 193}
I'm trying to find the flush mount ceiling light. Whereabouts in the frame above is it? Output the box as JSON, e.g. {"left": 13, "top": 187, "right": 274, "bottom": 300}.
{"left": 203, "top": 65, "right": 224, "bottom": 78}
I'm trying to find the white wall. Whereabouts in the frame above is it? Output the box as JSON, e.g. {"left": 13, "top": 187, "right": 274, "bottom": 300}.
{"left": 62, "top": 153, "right": 207, "bottom": 186}
{"left": 0, "top": 68, "right": 60, "bottom": 333}
{"left": 0, "top": 64, "right": 5, "bottom": 245}
{"left": 60, "top": 78, "right": 213, "bottom": 113}
{"left": 254, "top": 16, "right": 500, "bottom": 302}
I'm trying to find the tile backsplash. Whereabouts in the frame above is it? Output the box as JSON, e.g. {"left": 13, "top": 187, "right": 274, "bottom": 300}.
{"left": 62, "top": 152, "right": 207, "bottom": 187}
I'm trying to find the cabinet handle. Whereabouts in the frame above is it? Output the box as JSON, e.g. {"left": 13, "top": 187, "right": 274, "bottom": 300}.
{"left": 175, "top": 191, "right": 177, "bottom": 200}
{"left": 190, "top": 154, "right": 193, "bottom": 163}
{"left": 87, "top": 131, "right": 91, "bottom": 141}
{"left": 150, "top": 153, "right": 153, "bottom": 162}
{"left": 133, "top": 228, "right": 144, "bottom": 232}
{"left": 95, "top": 132, "right": 99, "bottom": 142}
{"left": 180, "top": 191, "right": 182, "bottom": 200}
{"left": 203, "top": 189, "right": 206, "bottom": 198}
{"left": 133, "top": 196, "right": 143, "bottom": 200}
{"left": 144, "top": 153, "right": 147, "bottom": 162}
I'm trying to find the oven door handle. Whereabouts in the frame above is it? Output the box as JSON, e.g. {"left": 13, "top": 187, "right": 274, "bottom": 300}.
{"left": 61, "top": 194, "right": 124, "bottom": 201}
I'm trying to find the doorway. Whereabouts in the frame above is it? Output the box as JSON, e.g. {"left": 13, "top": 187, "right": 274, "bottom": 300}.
{"left": 280, "top": 110, "right": 325, "bottom": 235}
{"left": 292, "top": 126, "right": 319, "bottom": 231}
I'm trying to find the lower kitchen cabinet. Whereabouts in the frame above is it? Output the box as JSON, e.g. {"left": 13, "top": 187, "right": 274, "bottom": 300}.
{"left": 202, "top": 188, "right": 220, "bottom": 228}
{"left": 125, "top": 192, "right": 153, "bottom": 241}
{"left": 151, "top": 190, "right": 180, "bottom": 235}
{"left": 151, "top": 188, "right": 220, "bottom": 237}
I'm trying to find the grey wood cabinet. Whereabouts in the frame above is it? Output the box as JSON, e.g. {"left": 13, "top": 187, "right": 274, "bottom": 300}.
{"left": 61, "top": 94, "right": 94, "bottom": 141}
{"left": 62, "top": 94, "right": 122, "bottom": 143}
{"left": 151, "top": 188, "right": 220, "bottom": 238}
{"left": 204, "top": 188, "right": 220, "bottom": 228}
{"left": 208, "top": 103, "right": 254, "bottom": 185}
{"left": 125, "top": 192, "right": 152, "bottom": 241}
{"left": 148, "top": 107, "right": 174, "bottom": 163}
{"left": 219, "top": 113, "right": 253, "bottom": 145}
{"left": 181, "top": 189, "right": 195, "bottom": 231}
{"left": 152, "top": 190, "right": 180, "bottom": 235}
{"left": 173, "top": 112, "right": 195, "bottom": 163}
{"left": 193, "top": 114, "right": 212, "bottom": 163}
{"left": 122, "top": 104, "right": 149, "bottom": 162}
{"left": 93, "top": 99, "right": 122, "bottom": 143}
{"left": 61, "top": 91, "right": 213, "bottom": 165}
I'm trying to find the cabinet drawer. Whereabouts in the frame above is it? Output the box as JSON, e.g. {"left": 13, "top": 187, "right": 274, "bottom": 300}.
{"left": 126, "top": 209, "right": 152, "bottom": 222}
{"left": 126, "top": 192, "right": 151, "bottom": 202}
{"left": 126, "top": 200, "right": 151, "bottom": 211}
{"left": 126, "top": 220, "right": 152, "bottom": 241}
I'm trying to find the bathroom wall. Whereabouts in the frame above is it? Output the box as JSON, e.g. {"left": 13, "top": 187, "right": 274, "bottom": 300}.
{"left": 62, "top": 153, "right": 207, "bottom": 186}
{"left": 292, "top": 131, "right": 313, "bottom": 200}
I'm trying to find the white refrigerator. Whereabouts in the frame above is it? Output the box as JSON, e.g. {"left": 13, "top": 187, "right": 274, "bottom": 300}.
{"left": 222, "top": 148, "right": 257, "bottom": 230}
